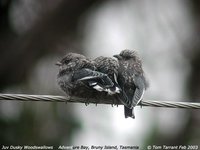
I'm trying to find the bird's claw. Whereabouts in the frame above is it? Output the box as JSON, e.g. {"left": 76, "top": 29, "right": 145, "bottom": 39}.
{"left": 85, "top": 102, "right": 89, "bottom": 106}
{"left": 65, "top": 96, "right": 71, "bottom": 104}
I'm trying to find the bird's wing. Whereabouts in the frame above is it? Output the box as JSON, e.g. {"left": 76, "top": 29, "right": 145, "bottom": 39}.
{"left": 132, "top": 75, "right": 146, "bottom": 106}
{"left": 73, "top": 68, "right": 114, "bottom": 91}
{"left": 116, "top": 88, "right": 132, "bottom": 108}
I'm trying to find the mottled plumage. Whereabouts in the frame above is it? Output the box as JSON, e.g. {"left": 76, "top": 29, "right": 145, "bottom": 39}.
{"left": 114, "top": 49, "right": 148, "bottom": 118}
{"left": 94, "top": 56, "right": 120, "bottom": 94}
{"left": 56, "top": 51, "right": 148, "bottom": 119}
{"left": 56, "top": 53, "right": 115, "bottom": 99}
{"left": 57, "top": 53, "right": 94, "bottom": 97}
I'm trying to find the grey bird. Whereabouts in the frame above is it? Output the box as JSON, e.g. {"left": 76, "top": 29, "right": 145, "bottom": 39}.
{"left": 93, "top": 56, "right": 121, "bottom": 95}
{"left": 56, "top": 52, "right": 115, "bottom": 99}
{"left": 93, "top": 56, "right": 131, "bottom": 108}
{"left": 113, "top": 49, "right": 148, "bottom": 118}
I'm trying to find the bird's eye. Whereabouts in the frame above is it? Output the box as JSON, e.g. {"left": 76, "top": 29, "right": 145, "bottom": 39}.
{"left": 63, "top": 59, "right": 70, "bottom": 64}
{"left": 125, "top": 56, "right": 131, "bottom": 60}
{"left": 123, "top": 57, "right": 128, "bottom": 60}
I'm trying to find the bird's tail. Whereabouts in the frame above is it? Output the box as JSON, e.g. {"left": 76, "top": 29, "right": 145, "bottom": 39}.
{"left": 124, "top": 106, "right": 135, "bottom": 119}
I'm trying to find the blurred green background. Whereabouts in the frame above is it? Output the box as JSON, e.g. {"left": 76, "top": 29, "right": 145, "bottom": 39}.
{"left": 0, "top": 0, "right": 200, "bottom": 147}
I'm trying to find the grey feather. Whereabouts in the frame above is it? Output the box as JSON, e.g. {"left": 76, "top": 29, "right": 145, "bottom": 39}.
{"left": 132, "top": 75, "right": 146, "bottom": 106}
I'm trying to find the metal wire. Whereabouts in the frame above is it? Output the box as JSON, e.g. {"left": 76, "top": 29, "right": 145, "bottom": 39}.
{"left": 0, "top": 93, "right": 200, "bottom": 109}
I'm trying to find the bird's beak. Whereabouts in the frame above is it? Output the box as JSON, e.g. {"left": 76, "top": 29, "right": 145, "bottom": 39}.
{"left": 113, "top": 54, "right": 122, "bottom": 60}
{"left": 55, "top": 61, "right": 62, "bottom": 66}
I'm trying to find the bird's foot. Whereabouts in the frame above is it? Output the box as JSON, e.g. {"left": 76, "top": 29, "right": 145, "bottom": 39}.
{"left": 95, "top": 98, "right": 100, "bottom": 106}
{"left": 85, "top": 98, "right": 90, "bottom": 106}
{"left": 85, "top": 102, "right": 89, "bottom": 106}
{"left": 112, "top": 98, "right": 119, "bottom": 107}
{"left": 138, "top": 100, "right": 143, "bottom": 108}
{"left": 65, "top": 96, "right": 71, "bottom": 104}
{"left": 111, "top": 99, "right": 115, "bottom": 107}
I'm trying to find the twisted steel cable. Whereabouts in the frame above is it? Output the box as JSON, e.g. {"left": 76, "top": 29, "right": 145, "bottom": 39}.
{"left": 0, "top": 93, "right": 200, "bottom": 109}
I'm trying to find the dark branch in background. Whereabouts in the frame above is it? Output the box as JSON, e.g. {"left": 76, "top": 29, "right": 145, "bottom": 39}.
{"left": 1, "top": 94, "right": 200, "bottom": 109}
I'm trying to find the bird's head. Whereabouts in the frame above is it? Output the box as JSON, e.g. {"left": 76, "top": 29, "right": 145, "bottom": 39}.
{"left": 113, "top": 49, "right": 139, "bottom": 61}
{"left": 56, "top": 53, "right": 86, "bottom": 66}
{"left": 56, "top": 53, "right": 87, "bottom": 72}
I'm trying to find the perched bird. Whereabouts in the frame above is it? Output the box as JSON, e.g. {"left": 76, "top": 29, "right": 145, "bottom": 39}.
{"left": 93, "top": 56, "right": 120, "bottom": 95}
{"left": 113, "top": 49, "right": 148, "bottom": 118}
{"left": 56, "top": 52, "right": 115, "bottom": 99}
{"left": 56, "top": 51, "right": 148, "bottom": 119}
{"left": 93, "top": 56, "right": 133, "bottom": 106}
